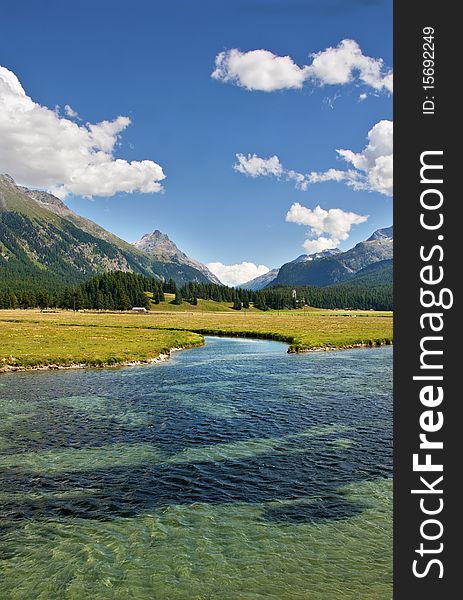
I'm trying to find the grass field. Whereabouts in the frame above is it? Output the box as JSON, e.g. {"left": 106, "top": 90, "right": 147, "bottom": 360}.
{"left": 0, "top": 307, "right": 393, "bottom": 371}
{"left": 148, "top": 293, "right": 263, "bottom": 312}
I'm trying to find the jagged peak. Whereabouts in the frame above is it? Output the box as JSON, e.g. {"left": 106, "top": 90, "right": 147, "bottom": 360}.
{"left": 367, "top": 226, "right": 393, "bottom": 242}
{"left": 137, "top": 230, "right": 171, "bottom": 243}
{"left": 134, "top": 230, "right": 182, "bottom": 253}
{"left": 0, "top": 174, "right": 68, "bottom": 210}
{"left": 22, "top": 188, "right": 68, "bottom": 209}
{"left": 292, "top": 248, "right": 341, "bottom": 264}
{"left": 0, "top": 173, "right": 17, "bottom": 186}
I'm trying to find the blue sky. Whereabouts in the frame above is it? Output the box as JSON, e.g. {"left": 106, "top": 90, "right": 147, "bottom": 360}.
{"left": 0, "top": 0, "right": 392, "bottom": 284}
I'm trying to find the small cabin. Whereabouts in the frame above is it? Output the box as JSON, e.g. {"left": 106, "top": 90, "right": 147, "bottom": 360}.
{"left": 131, "top": 307, "right": 148, "bottom": 313}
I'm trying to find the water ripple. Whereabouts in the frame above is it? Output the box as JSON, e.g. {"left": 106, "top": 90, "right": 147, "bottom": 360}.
{"left": 0, "top": 337, "right": 392, "bottom": 599}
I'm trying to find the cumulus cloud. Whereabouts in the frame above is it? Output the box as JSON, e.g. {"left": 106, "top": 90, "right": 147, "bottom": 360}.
{"left": 212, "top": 49, "right": 308, "bottom": 92}
{"left": 307, "top": 39, "right": 393, "bottom": 92}
{"left": 212, "top": 39, "right": 392, "bottom": 94}
{"left": 234, "top": 153, "right": 283, "bottom": 178}
{"left": 286, "top": 203, "right": 368, "bottom": 253}
{"left": 234, "top": 120, "right": 393, "bottom": 197}
{"left": 0, "top": 65, "right": 166, "bottom": 199}
{"left": 302, "top": 237, "right": 339, "bottom": 254}
{"left": 336, "top": 119, "right": 393, "bottom": 196}
{"left": 206, "top": 262, "right": 270, "bottom": 287}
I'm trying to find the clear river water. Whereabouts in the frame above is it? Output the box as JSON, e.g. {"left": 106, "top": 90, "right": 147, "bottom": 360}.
{"left": 0, "top": 336, "right": 392, "bottom": 599}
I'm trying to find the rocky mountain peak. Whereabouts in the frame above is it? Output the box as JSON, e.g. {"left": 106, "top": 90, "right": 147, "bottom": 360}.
{"left": 367, "top": 226, "right": 393, "bottom": 242}
{"left": 0, "top": 173, "right": 16, "bottom": 186}
{"left": 0, "top": 175, "right": 70, "bottom": 215}
{"left": 21, "top": 189, "right": 68, "bottom": 210}
{"left": 134, "top": 230, "right": 221, "bottom": 284}
{"left": 134, "top": 230, "right": 184, "bottom": 258}
{"left": 293, "top": 248, "right": 341, "bottom": 264}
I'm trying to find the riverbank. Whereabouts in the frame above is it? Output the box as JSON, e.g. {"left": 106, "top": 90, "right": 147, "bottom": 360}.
{"left": 0, "top": 308, "right": 393, "bottom": 372}
{"left": 0, "top": 346, "right": 193, "bottom": 373}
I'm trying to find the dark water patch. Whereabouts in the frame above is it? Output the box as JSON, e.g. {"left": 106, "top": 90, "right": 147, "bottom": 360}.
{"left": 261, "top": 493, "right": 366, "bottom": 524}
{"left": 1, "top": 425, "right": 391, "bottom": 525}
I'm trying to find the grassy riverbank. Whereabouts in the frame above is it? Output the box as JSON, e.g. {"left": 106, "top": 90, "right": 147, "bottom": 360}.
{"left": 0, "top": 308, "right": 393, "bottom": 371}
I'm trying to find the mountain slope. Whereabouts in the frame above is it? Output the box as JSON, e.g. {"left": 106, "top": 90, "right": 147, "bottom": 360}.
{"left": 0, "top": 175, "right": 218, "bottom": 290}
{"left": 240, "top": 268, "right": 279, "bottom": 291}
{"left": 241, "top": 250, "right": 344, "bottom": 290}
{"left": 272, "top": 256, "right": 350, "bottom": 287}
{"left": 335, "top": 259, "right": 393, "bottom": 288}
{"left": 21, "top": 187, "right": 141, "bottom": 253}
{"left": 134, "top": 230, "right": 221, "bottom": 284}
{"left": 270, "top": 227, "right": 393, "bottom": 287}
{"left": 335, "top": 227, "right": 393, "bottom": 273}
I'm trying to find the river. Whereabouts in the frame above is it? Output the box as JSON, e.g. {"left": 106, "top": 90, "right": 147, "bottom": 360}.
{"left": 0, "top": 336, "right": 392, "bottom": 599}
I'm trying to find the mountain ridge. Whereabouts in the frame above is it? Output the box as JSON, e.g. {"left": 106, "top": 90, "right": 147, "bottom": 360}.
{"left": 0, "top": 174, "right": 219, "bottom": 289}
{"left": 134, "top": 230, "right": 221, "bottom": 284}
{"left": 240, "top": 268, "right": 280, "bottom": 291}
{"left": 271, "top": 226, "right": 393, "bottom": 287}
{"left": 241, "top": 229, "right": 392, "bottom": 290}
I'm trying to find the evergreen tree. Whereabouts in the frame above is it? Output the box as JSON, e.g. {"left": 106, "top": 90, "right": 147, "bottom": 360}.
{"left": 233, "top": 297, "right": 242, "bottom": 310}
{"left": 36, "top": 291, "right": 49, "bottom": 311}
{"left": 173, "top": 289, "right": 183, "bottom": 305}
{"left": 73, "top": 288, "right": 85, "bottom": 311}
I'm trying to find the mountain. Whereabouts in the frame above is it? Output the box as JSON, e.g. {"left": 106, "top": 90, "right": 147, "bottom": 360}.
{"left": 270, "top": 227, "right": 393, "bottom": 287}
{"left": 241, "top": 249, "right": 344, "bottom": 291}
{"left": 367, "top": 226, "right": 393, "bottom": 242}
{"left": 0, "top": 174, "right": 218, "bottom": 290}
{"left": 134, "top": 230, "right": 221, "bottom": 284}
{"left": 334, "top": 227, "right": 393, "bottom": 273}
{"left": 291, "top": 248, "right": 341, "bottom": 264}
{"left": 20, "top": 187, "right": 139, "bottom": 250}
{"left": 335, "top": 259, "right": 393, "bottom": 288}
{"left": 240, "top": 268, "right": 280, "bottom": 291}
{"left": 273, "top": 256, "right": 350, "bottom": 287}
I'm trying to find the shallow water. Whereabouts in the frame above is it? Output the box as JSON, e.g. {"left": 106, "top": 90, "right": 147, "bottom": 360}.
{"left": 0, "top": 337, "right": 392, "bottom": 599}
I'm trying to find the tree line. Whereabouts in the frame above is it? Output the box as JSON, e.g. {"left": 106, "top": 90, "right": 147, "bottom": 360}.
{"left": 172, "top": 281, "right": 392, "bottom": 311}
{"left": 0, "top": 272, "right": 170, "bottom": 310}
{"left": 0, "top": 271, "right": 392, "bottom": 311}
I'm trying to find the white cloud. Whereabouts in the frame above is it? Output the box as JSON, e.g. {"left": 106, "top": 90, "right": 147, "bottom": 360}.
{"left": 307, "top": 39, "right": 392, "bottom": 92}
{"left": 0, "top": 65, "right": 166, "bottom": 199}
{"left": 234, "top": 153, "right": 283, "bottom": 178}
{"left": 234, "top": 120, "right": 393, "bottom": 197}
{"left": 206, "top": 261, "right": 270, "bottom": 287}
{"left": 286, "top": 166, "right": 358, "bottom": 190}
{"left": 337, "top": 119, "right": 393, "bottom": 196}
{"left": 286, "top": 169, "right": 309, "bottom": 190}
{"left": 233, "top": 155, "right": 342, "bottom": 191}
{"left": 286, "top": 203, "right": 368, "bottom": 253}
{"left": 64, "top": 104, "right": 79, "bottom": 119}
{"left": 212, "top": 39, "right": 392, "bottom": 94}
{"left": 306, "top": 168, "right": 354, "bottom": 185}
{"left": 303, "top": 236, "right": 338, "bottom": 254}
{"left": 212, "top": 49, "right": 308, "bottom": 92}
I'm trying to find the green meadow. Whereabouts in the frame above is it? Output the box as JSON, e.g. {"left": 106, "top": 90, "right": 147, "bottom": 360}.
{"left": 0, "top": 306, "right": 392, "bottom": 371}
